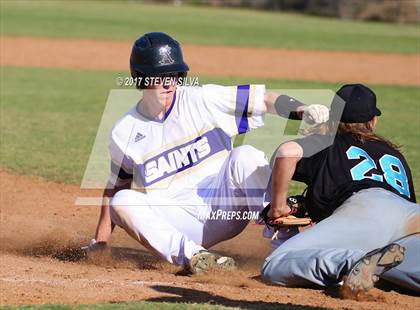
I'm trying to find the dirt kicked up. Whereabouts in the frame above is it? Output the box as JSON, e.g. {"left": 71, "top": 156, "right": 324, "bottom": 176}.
{"left": 1, "top": 36, "right": 419, "bottom": 86}
{"left": 1, "top": 170, "right": 419, "bottom": 309}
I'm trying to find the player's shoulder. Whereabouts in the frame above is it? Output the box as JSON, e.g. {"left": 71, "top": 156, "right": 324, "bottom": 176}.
{"left": 178, "top": 84, "right": 233, "bottom": 99}
{"left": 293, "top": 133, "right": 333, "bottom": 158}
{"left": 111, "top": 105, "right": 139, "bottom": 142}
{"left": 176, "top": 85, "right": 203, "bottom": 98}
{"left": 201, "top": 84, "right": 266, "bottom": 99}
{"left": 179, "top": 84, "right": 262, "bottom": 96}
{"left": 201, "top": 84, "right": 238, "bottom": 93}
{"left": 175, "top": 85, "right": 206, "bottom": 111}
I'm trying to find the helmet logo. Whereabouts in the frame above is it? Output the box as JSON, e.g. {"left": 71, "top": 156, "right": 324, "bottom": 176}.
{"left": 158, "top": 45, "right": 175, "bottom": 65}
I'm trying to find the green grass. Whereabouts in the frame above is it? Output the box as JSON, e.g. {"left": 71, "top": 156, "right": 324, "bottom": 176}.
{"left": 0, "top": 67, "right": 115, "bottom": 184}
{"left": 1, "top": 299, "right": 315, "bottom": 310}
{"left": 1, "top": 66, "right": 418, "bottom": 194}
{"left": 1, "top": 0, "right": 419, "bottom": 53}
{"left": 1, "top": 301, "right": 236, "bottom": 310}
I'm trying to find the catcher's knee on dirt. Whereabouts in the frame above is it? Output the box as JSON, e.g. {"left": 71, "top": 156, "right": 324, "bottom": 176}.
{"left": 261, "top": 251, "right": 317, "bottom": 287}
{"left": 261, "top": 248, "right": 361, "bottom": 287}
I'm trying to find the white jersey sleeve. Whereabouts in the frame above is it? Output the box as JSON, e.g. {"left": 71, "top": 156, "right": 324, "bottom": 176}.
{"left": 201, "top": 84, "right": 265, "bottom": 137}
{"left": 108, "top": 120, "right": 134, "bottom": 187}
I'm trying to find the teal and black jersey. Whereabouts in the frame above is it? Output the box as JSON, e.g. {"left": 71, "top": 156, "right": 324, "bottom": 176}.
{"left": 293, "top": 133, "right": 416, "bottom": 222}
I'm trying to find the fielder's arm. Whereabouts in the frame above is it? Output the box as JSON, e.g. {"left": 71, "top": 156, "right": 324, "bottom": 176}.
{"left": 94, "top": 181, "right": 131, "bottom": 243}
{"left": 268, "top": 141, "right": 303, "bottom": 223}
{"left": 264, "top": 92, "right": 329, "bottom": 124}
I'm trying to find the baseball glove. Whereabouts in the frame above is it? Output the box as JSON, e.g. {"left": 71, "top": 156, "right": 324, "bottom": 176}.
{"left": 261, "top": 194, "right": 311, "bottom": 227}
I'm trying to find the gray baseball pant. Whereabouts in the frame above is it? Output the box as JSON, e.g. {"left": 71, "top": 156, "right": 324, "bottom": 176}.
{"left": 261, "top": 188, "right": 420, "bottom": 292}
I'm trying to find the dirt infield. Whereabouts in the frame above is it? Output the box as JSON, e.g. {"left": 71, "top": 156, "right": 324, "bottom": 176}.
{"left": 1, "top": 36, "right": 419, "bottom": 86}
{"left": 1, "top": 170, "right": 419, "bottom": 308}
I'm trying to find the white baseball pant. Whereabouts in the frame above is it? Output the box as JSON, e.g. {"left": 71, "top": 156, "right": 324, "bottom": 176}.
{"left": 110, "top": 145, "right": 270, "bottom": 265}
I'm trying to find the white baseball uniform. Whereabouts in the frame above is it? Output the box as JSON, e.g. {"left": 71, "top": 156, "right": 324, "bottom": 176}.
{"left": 109, "top": 84, "right": 271, "bottom": 265}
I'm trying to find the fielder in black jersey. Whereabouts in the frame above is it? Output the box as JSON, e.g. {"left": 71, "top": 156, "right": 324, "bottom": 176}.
{"left": 262, "top": 84, "right": 419, "bottom": 295}
{"left": 294, "top": 132, "right": 416, "bottom": 223}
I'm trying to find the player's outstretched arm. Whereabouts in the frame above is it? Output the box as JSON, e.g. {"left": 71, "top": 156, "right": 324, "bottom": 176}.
{"left": 93, "top": 182, "right": 131, "bottom": 244}
{"left": 264, "top": 92, "right": 329, "bottom": 124}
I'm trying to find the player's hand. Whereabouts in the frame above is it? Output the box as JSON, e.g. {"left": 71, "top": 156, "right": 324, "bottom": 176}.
{"left": 302, "top": 104, "right": 329, "bottom": 124}
{"left": 81, "top": 239, "right": 107, "bottom": 255}
{"left": 267, "top": 203, "right": 291, "bottom": 225}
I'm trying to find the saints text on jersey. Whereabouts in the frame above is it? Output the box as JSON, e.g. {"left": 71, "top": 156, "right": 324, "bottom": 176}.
{"left": 139, "top": 128, "right": 231, "bottom": 186}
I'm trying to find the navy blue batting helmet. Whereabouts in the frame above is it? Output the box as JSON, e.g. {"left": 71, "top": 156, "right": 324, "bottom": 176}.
{"left": 130, "top": 32, "right": 189, "bottom": 79}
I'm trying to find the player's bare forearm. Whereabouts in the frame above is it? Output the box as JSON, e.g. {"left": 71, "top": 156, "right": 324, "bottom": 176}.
{"left": 94, "top": 191, "right": 114, "bottom": 243}
{"left": 94, "top": 182, "right": 130, "bottom": 243}
{"left": 270, "top": 142, "right": 303, "bottom": 219}
{"left": 263, "top": 92, "right": 278, "bottom": 114}
{"left": 270, "top": 158, "right": 295, "bottom": 217}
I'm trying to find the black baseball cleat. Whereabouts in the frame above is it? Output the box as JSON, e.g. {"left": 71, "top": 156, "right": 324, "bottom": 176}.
{"left": 343, "top": 243, "right": 405, "bottom": 295}
{"left": 188, "top": 250, "right": 236, "bottom": 274}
